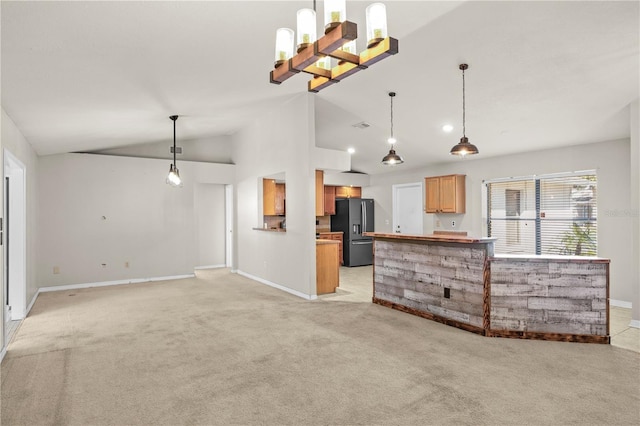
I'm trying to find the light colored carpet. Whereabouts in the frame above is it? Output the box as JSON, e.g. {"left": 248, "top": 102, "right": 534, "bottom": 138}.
{"left": 2, "top": 267, "right": 639, "bottom": 425}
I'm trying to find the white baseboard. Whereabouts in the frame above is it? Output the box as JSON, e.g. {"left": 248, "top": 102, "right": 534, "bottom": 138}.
{"left": 236, "top": 270, "right": 317, "bottom": 301}
{"left": 630, "top": 320, "right": 640, "bottom": 329}
{"left": 610, "top": 299, "right": 632, "bottom": 309}
{"left": 38, "top": 274, "right": 195, "bottom": 293}
{"left": 194, "top": 264, "right": 226, "bottom": 270}
{"left": 26, "top": 291, "right": 39, "bottom": 317}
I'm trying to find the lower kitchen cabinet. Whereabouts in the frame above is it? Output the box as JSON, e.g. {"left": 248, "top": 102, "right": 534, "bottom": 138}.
{"left": 316, "top": 239, "right": 340, "bottom": 295}
{"left": 318, "top": 232, "right": 343, "bottom": 265}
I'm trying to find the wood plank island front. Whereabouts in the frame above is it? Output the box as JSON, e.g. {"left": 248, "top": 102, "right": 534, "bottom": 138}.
{"left": 365, "top": 232, "right": 610, "bottom": 344}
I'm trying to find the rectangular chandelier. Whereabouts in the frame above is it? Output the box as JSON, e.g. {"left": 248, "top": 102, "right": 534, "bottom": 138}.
{"left": 269, "top": 2, "right": 399, "bottom": 93}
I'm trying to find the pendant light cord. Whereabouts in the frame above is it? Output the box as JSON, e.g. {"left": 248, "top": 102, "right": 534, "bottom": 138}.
{"left": 170, "top": 115, "right": 178, "bottom": 168}
{"left": 390, "top": 94, "right": 394, "bottom": 140}
{"left": 462, "top": 66, "right": 466, "bottom": 138}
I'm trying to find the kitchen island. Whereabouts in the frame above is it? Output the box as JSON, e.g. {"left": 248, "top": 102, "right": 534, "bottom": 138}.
{"left": 365, "top": 232, "right": 610, "bottom": 344}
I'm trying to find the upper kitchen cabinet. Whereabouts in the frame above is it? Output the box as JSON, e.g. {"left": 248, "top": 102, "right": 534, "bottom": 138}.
{"left": 263, "top": 178, "right": 286, "bottom": 216}
{"left": 425, "top": 174, "right": 466, "bottom": 213}
{"left": 324, "top": 185, "right": 336, "bottom": 215}
{"left": 315, "top": 170, "right": 324, "bottom": 217}
{"left": 335, "top": 186, "right": 361, "bottom": 199}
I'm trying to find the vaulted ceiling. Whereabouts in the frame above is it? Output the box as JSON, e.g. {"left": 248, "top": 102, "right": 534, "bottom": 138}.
{"left": 2, "top": 1, "right": 638, "bottom": 175}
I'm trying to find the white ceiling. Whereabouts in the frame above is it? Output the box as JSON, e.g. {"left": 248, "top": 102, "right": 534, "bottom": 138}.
{"left": 2, "top": 1, "right": 638, "bottom": 175}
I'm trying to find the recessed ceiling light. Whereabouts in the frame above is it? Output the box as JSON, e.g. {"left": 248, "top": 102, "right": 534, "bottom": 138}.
{"left": 347, "top": 147, "right": 355, "bottom": 154}
{"left": 352, "top": 121, "right": 371, "bottom": 129}
{"left": 442, "top": 124, "right": 454, "bottom": 133}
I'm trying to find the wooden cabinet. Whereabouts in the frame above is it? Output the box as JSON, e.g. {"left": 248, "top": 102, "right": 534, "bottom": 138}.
{"left": 315, "top": 170, "right": 324, "bottom": 217}
{"left": 316, "top": 240, "right": 340, "bottom": 295}
{"left": 335, "top": 186, "right": 361, "bottom": 199}
{"left": 263, "top": 179, "right": 285, "bottom": 215}
{"left": 424, "top": 174, "right": 465, "bottom": 213}
{"left": 324, "top": 186, "right": 336, "bottom": 215}
{"left": 318, "top": 232, "right": 343, "bottom": 265}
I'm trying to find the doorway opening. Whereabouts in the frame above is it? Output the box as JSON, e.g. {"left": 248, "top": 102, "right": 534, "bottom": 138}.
{"left": 3, "top": 149, "right": 27, "bottom": 347}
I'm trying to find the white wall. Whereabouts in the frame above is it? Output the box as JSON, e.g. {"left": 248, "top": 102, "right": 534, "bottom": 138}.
{"left": 37, "top": 153, "right": 234, "bottom": 287}
{"left": 1, "top": 110, "right": 39, "bottom": 310}
{"left": 194, "top": 183, "right": 226, "bottom": 268}
{"left": 232, "top": 93, "right": 317, "bottom": 298}
{"left": 630, "top": 100, "right": 639, "bottom": 324}
{"left": 365, "top": 139, "right": 635, "bottom": 305}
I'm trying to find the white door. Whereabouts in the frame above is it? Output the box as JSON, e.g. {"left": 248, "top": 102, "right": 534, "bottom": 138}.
{"left": 393, "top": 183, "right": 423, "bottom": 234}
{"left": 4, "top": 149, "right": 26, "bottom": 322}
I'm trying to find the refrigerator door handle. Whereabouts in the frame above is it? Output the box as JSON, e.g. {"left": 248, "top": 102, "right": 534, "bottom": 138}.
{"left": 352, "top": 240, "right": 373, "bottom": 245}
{"left": 362, "top": 201, "right": 366, "bottom": 234}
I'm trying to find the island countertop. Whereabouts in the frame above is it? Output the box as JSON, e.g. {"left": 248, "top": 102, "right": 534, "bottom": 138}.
{"left": 363, "top": 232, "right": 496, "bottom": 244}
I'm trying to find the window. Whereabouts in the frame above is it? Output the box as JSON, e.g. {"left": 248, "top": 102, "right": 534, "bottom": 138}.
{"left": 486, "top": 172, "right": 597, "bottom": 256}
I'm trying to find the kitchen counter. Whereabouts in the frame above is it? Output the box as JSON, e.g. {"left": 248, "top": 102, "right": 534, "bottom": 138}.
{"left": 364, "top": 232, "right": 496, "bottom": 244}
{"left": 368, "top": 232, "right": 610, "bottom": 344}
{"left": 316, "top": 239, "right": 339, "bottom": 245}
{"left": 252, "top": 227, "right": 286, "bottom": 232}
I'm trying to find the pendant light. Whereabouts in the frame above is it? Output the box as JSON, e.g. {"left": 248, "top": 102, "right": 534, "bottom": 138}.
{"left": 450, "top": 64, "right": 479, "bottom": 156}
{"left": 166, "top": 115, "right": 182, "bottom": 187}
{"left": 382, "top": 92, "right": 404, "bottom": 166}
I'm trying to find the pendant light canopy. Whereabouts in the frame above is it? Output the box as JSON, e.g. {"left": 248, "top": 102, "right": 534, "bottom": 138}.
{"left": 450, "top": 64, "right": 479, "bottom": 157}
{"left": 382, "top": 92, "right": 404, "bottom": 166}
{"left": 166, "top": 115, "right": 182, "bottom": 187}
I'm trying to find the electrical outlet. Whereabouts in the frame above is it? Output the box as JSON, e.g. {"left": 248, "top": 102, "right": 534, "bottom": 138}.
{"left": 436, "top": 220, "right": 441, "bottom": 228}
{"left": 53, "top": 266, "right": 60, "bottom": 274}
{"left": 451, "top": 220, "right": 456, "bottom": 228}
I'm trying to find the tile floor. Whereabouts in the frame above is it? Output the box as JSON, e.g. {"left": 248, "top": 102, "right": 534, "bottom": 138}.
{"left": 331, "top": 265, "right": 639, "bottom": 353}
{"left": 610, "top": 306, "right": 640, "bottom": 353}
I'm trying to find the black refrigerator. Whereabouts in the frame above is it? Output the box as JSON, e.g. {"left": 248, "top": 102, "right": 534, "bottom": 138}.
{"left": 331, "top": 198, "right": 375, "bottom": 267}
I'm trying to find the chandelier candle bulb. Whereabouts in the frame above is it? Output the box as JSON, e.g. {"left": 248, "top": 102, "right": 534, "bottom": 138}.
{"left": 274, "top": 28, "right": 294, "bottom": 67}
{"left": 316, "top": 55, "right": 332, "bottom": 71}
{"left": 366, "top": 3, "right": 388, "bottom": 48}
{"left": 324, "top": 0, "right": 346, "bottom": 33}
{"left": 296, "top": 8, "right": 316, "bottom": 52}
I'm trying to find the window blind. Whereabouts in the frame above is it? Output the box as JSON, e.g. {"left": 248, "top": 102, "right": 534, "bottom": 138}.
{"left": 487, "top": 173, "right": 597, "bottom": 256}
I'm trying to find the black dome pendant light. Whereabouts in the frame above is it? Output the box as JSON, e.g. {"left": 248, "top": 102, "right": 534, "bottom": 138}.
{"left": 381, "top": 91, "right": 404, "bottom": 166}
{"left": 166, "top": 115, "right": 182, "bottom": 187}
{"left": 450, "top": 64, "right": 479, "bottom": 156}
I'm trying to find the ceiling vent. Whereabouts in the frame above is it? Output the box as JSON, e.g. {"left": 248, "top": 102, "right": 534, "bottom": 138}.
{"left": 352, "top": 121, "right": 371, "bottom": 129}
{"left": 170, "top": 146, "right": 183, "bottom": 154}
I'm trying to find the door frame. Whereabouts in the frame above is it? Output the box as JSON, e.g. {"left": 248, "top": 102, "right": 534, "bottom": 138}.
{"left": 3, "top": 149, "right": 27, "bottom": 322}
{"left": 225, "top": 184, "right": 234, "bottom": 269}
{"left": 392, "top": 182, "right": 423, "bottom": 234}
